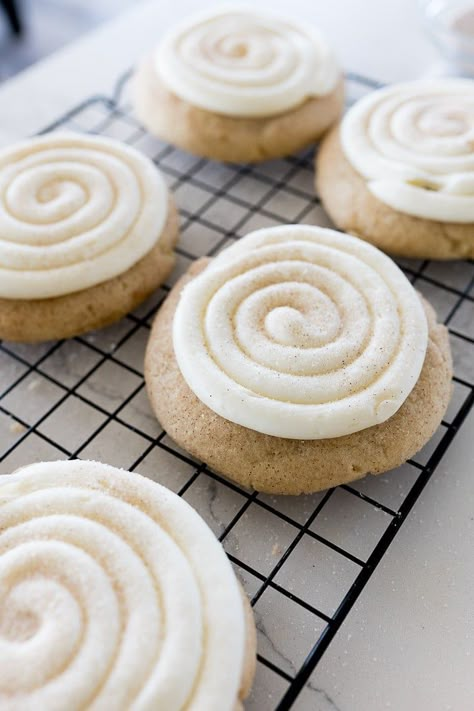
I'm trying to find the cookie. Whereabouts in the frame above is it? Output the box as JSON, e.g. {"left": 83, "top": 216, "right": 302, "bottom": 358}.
{"left": 145, "top": 225, "right": 452, "bottom": 495}
{"left": 133, "top": 7, "right": 344, "bottom": 162}
{"left": 0, "top": 460, "right": 256, "bottom": 709}
{"left": 316, "top": 79, "right": 474, "bottom": 259}
{"left": 0, "top": 132, "right": 178, "bottom": 342}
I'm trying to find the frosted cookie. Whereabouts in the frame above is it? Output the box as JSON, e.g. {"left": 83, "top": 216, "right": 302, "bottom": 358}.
{"left": 0, "top": 132, "right": 179, "bottom": 342}
{"left": 316, "top": 78, "right": 474, "bottom": 259}
{"left": 134, "top": 6, "right": 344, "bottom": 162}
{"left": 0, "top": 460, "right": 256, "bottom": 710}
{"left": 145, "top": 225, "right": 452, "bottom": 495}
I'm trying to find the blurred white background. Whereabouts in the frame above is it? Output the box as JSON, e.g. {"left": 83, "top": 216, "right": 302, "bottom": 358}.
{"left": 0, "top": 0, "right": 135, "bottom": 81}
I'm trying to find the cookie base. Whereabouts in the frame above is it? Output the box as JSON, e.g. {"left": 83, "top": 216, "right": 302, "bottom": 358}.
{"left": 316, "top": 127, "right": 474, "bottom": 260}
{"left": 145, "top": 259, "right": 452, "bottom": 496}
{"left": 133, "top": 58, "right": 344, "bottom": 163}
{"left": 0, "top": 198, "right": 179, "bottom": 343}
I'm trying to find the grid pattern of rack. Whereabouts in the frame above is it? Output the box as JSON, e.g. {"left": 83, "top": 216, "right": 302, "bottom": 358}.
{"left": 0, "top": 72, "right": 473, "bottom": 710}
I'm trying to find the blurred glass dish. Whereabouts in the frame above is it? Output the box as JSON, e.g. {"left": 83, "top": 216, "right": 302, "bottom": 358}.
{"left": 420, "top": 0, "right": 474, "bottom": 74}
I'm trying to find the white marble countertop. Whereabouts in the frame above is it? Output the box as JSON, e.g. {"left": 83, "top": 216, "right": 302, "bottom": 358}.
{"left": 0, "top": 2, "right": 472, "bottom": 710}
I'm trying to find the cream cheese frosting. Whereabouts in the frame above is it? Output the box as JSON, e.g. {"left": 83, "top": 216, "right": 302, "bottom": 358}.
{"left": 173, "top": 225, "right": 428, "bottom": 440}
{"left": 0, "top": 132, "right": 169, "bottom": 300}
{"left": 0, "top": 460, "right": 246, "bottom": 710}
{"left": 340, "top": 78, "right": 474, "bottom": 223}
{"left": 155, "top": 6, "right": 340, "bottom": 118}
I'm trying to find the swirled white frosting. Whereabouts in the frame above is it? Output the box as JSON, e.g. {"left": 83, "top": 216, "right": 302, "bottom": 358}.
{"left": 155, "top": 6, "right": 339, "bottom": 117}
{"left": 0, "top": 132, "right": 169, "bottom": 300}
{"left": 341, "top": 79, "right": 474, "bottom": 222}
{"left": 0, "top": 460, "right": 246, "bottom": 710}
{"left": 173, "top": 225, "right": 428, "bottom": 440}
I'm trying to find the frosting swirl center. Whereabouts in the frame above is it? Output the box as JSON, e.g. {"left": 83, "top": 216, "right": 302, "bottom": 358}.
{"left": 341, "top": 79, "right": 474, "bottom": 222}
{"left": 0, "top": 461, "right": 246, "bottom": 710}
{"left": 0, "top": 133, "right": 168, "bottom": 299}
{"left": 156, "top": 7, "right": 339, "bottom": 117}
{"left": 173, "top": 225, "right": 428, "bottom": 439}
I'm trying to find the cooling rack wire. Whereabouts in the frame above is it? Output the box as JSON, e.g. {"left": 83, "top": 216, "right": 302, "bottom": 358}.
{"left": 0, "top": 70, "right": 472, "bottom": 710}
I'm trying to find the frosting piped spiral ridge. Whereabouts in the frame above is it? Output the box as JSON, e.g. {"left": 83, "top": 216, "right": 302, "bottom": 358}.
{"left": 173, "top": 225, "right": 428, "bottom": 439}
{"left": 341, "top": 78, "right": 474, "bottom": 222}
{"left": 155, "top": 6, "right": 339, "bottom": 117}
{"left": 0, "top": 132, "right": 168, "bottom": 299}
{"left": 0, "top": 460, "right": 246, "bottom": 710}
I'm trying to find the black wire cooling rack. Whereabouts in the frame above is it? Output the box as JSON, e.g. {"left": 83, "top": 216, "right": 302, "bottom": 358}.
{"left": 0, "top": 71, "right": 473, "bottom": 710}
